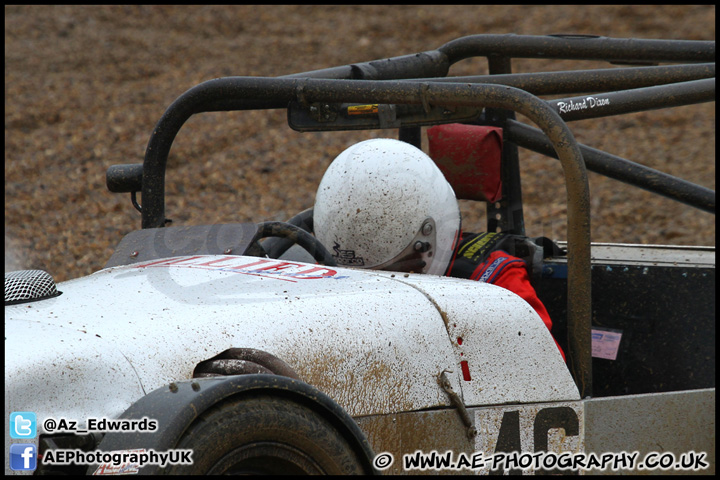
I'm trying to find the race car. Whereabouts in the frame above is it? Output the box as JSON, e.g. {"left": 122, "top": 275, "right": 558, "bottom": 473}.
{"left": 5, "top": 34, "right": 715, "bottom": 475}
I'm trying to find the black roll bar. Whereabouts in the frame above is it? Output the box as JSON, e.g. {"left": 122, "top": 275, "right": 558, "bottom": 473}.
{"left": 418, "top": 63, "right": 715, "bottom": 96}
{"left": 504, "top": 120, "right": 716, "bottom": 214}
{"left": 545, "top": 77, "right": 715, "bottom": 122}
{"left": 438, "top": 34, "right": 715, "bottom": 65}
{"left": 273, "top": 34, "right": 715, "bottom": 83}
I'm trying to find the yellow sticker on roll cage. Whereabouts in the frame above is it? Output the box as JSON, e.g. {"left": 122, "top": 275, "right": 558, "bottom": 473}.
{"left": 347, "top": 104, "right": 379, "bottom": 115}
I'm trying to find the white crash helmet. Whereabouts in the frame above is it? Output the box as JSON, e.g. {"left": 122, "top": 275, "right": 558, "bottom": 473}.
{"left": 314, "top": 138, "right": 461, "bottom": 275}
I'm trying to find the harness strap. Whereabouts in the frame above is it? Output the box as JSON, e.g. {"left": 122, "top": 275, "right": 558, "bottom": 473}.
{"left": 448, "top": 232, "right": 564, "bottom": 284}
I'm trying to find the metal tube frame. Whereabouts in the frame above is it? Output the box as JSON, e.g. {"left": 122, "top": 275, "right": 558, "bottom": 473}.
{"left": 133, "top": 34, "right": 715, "bottom": 399}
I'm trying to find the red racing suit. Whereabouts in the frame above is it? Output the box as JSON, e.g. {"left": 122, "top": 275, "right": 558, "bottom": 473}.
{"left": 446, "top": 231, "right": 565, "bottom": 361}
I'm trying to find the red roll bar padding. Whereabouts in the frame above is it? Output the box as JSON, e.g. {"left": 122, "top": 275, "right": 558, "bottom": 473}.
{"left": 427, "top": 123, "right": 503, "bottom": 203}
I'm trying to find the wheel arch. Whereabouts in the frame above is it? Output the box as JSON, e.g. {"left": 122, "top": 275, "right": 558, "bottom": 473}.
{"left": 89, "top": 374, "right": 379, "bottom": 474}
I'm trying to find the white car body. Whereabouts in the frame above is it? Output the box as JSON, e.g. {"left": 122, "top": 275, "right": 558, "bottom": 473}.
{"left": 5, "top": 252, "right": 577, "bottom": 474}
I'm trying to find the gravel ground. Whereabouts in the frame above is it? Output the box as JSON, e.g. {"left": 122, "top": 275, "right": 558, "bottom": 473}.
{"left": 5, "top": 5, "right": 715, "bottom": 282}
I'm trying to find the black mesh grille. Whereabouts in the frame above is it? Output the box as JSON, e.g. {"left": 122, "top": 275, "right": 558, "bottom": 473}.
{"left": 5, "top": 270, "right": 60, "bottom": 304}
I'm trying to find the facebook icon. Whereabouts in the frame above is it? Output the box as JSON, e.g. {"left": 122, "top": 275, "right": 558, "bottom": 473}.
{"left": 10, "top": 444, "right": 37, "bottom": 471}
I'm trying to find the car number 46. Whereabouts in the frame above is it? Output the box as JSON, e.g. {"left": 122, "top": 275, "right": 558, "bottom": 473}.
{"left": 474, "top": 402, "right": 583, "bottom": 474}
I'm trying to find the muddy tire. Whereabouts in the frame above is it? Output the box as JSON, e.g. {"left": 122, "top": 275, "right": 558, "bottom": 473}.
{"left": 163, "top": 393, "right": 369, "bottom": 474}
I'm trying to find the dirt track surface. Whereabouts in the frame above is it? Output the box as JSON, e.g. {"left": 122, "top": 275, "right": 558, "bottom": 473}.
{"left": 5, "top": 5, "right": 715, "bottom": 282}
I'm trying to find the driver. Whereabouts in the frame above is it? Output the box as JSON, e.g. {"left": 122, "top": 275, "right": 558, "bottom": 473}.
{"left": 313, "top": 138, "right": 564, "bottom": 360}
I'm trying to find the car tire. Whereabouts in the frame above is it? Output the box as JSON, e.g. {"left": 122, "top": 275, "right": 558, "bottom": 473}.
{"left": 163, "top": 392, "right": 368, "bottom": 475}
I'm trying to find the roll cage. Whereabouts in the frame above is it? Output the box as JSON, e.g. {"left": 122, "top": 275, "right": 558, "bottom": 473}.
{"left": 106, "top": 34, "right": 715, "bottom": 400}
